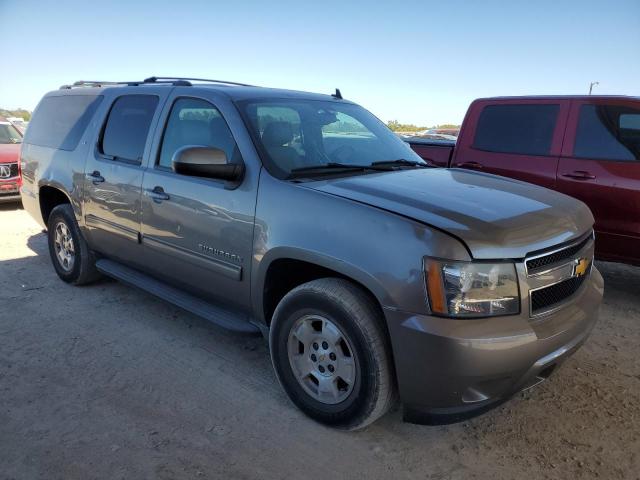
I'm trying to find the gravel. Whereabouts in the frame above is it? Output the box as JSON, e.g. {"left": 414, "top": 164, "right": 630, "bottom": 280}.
{"left": 1, "top": 204, "right": 638, "bottom": 480}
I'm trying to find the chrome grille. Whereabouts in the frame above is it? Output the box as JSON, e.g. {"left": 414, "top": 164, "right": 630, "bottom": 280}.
{"left": 525, "top": 232, "right": 594, "bottom": 317}
{"left": 530, "top": 271, "right": 589, "bottom": 314}
{"left": 526, "top": 235, "right": 592, "bottom": 274}
{"left": 0, "top": 163, "right": 19, "bottom": 179}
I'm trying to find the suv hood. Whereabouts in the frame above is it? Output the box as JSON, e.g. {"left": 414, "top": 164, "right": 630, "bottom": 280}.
{"left": 304, "top": 168, "right": 594, "bottom": 259}
{"left": 0, "top": 143, "right": 21, "bottom": 164}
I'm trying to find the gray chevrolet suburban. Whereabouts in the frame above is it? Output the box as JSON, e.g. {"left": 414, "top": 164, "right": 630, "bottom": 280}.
{"left": 20, "top": 77, "right": 603, "bottom": 429}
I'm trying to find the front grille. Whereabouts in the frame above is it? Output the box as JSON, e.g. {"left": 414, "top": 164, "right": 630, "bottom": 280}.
{"left": 526, "top": 234, "right": 592, "bottom": 273}
{"left": 0, "top": 163, "right": 19, "bottom": 179}
{"left": 531, "top": 274, "right": 587, "bottom": 313}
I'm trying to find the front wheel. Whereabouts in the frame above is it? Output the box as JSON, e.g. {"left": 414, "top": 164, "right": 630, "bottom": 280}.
{"left": 269, "top": 278, "right": 396, "bottom": 430}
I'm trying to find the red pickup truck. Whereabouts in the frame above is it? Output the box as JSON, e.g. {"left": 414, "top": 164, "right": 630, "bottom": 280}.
{"left": 408, "top": 96, "right": 640, "bottom": 266}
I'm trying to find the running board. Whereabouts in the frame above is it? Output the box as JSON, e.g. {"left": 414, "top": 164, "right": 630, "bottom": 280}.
{"left": 96, "top": 259, "right": 260, "bottom": 334}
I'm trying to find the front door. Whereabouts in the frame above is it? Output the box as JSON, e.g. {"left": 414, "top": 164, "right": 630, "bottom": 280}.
{"left": 83, "top": 92, "right": 166, "bottom": 267}
{"left": 451, "top": 100, "right": 570, "bottom": 189}
{"left": 557, "top": 99, "right": 640, "bottom": 264}
{"left": 139, "top": 94, "right": 257, "bottom": 310}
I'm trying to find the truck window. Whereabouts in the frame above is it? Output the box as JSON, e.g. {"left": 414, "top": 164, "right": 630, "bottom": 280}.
{"left": 253, "top": 106, "right": 304, "bottom": 166}
{"left": 101, "top": 95, "right": 159, "bottom": 163}
{"left": 24, "top": 95, "right": 103, "bottom": 151}
{"left": 574, "top": 104, "right": 640, "bottom": 161}
{"left": 473, "top": 104, "right": 559, "bottom": 156}
{"left": 159, "top": 98, "right": 239, "bottom": 169}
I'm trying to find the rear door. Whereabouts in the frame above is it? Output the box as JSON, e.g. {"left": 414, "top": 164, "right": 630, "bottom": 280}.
{"left": 452, "top": 100, "right": 570, "bottom": 189}
{"left": 138, "top": 91, "right": 258, "bottom": 311}
{"left": 557, "top": 99, "right": 640, "bottom": 264}
{"left": 83, "top": 90, "right": 168, "bottom": 267}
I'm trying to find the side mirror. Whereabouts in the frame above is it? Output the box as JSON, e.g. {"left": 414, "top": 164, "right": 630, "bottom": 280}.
{"left": 172, "top": 146, "right": 244, "bottom": 182}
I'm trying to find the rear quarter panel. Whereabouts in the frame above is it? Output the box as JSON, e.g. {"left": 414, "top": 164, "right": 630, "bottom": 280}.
{"left": 20, "top": 91, "right": 105, "bottom": 228}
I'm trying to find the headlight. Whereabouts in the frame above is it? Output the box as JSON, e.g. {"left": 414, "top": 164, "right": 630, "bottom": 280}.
{"left": 425, "top": 258, "right": 520, "bottom": 318}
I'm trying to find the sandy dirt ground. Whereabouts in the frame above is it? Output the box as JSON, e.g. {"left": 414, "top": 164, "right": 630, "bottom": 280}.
{"left": 0, "top": 204, "right": 638, "bottom": 480}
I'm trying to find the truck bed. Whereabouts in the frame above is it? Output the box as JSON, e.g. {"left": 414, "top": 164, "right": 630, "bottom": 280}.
{"left": 405, "top": 138, "right": 455, "bottom": 167}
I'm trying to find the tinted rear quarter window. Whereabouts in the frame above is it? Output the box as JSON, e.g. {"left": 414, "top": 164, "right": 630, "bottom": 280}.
{"left": 473, "top": 104, "right": 559, "bottom": 156}
{"left": 574, "top": 104, "right": 640, "bottom": 161}
{"left": 24, "top": 95, "right": 103, "bottom": 151}
{"left": 101, "top": 95, "right": 159, "bottom": 163}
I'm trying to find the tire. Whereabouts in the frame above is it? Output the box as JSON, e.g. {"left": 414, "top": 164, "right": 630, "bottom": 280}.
{"left": 47, "top": 204, "right": 101, "bottom": 285}
{"left": 269, "top": 278, "right": 396, "bottom": 430}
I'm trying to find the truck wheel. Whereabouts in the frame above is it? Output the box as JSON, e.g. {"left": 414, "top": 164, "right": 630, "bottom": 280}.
{"left": 47, "top": 204, "right": 101, "bottom": 285}
{"left": 269, "top": 278, "right": 395, "bottom": 430}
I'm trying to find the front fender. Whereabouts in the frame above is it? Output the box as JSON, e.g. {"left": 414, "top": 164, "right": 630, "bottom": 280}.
{"left": 252, "top": 246, "right": 390, "bottom": 324}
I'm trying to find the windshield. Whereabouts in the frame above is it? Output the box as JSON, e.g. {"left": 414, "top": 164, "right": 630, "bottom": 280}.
{"left": 240, "top": 99, "right": 426, "bottom": 178}
{"left": 0, "top": 123, "right": 22, "bottom": 144}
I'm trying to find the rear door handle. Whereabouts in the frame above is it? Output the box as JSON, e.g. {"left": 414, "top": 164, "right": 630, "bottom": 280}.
{"left": 457, "top": 161, "right": 484, "bottom": 170}
{"left": 86, "top": 170, "right": 105, "bottom": 184}
{"left": 145, "top": 186, "right": 170, "bottom": 203}
{"left": 561, "top": 171, "right": 596, "bottom": 180}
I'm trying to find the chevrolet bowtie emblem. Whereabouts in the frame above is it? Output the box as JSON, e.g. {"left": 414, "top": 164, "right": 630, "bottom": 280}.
{"left": 573, "top": 258, "right": 590, "bottom": 277}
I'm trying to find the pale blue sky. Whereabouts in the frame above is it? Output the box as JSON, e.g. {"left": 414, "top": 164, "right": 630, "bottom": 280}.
{"left": 0, "top": 0, "right": 638, "bottom": 125}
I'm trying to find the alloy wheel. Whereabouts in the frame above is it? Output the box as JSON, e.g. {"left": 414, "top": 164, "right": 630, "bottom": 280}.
{"left": 53, "top": 221, "right": 75, "bottom": 272}
{"left": 287, "top": 314, "right": 358, "bottom": 404}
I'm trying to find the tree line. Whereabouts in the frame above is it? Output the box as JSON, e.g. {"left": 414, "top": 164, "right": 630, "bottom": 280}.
{"left": 386, "top": 120, "right": 460, "bottom": 132}
{"left": 0, "top": 108, "right": 31, "bottom": 121}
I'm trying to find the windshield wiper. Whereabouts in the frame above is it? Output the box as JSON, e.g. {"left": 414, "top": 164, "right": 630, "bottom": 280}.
{"left": 370, "top": 159, "right": 431, "bottom": 169}
{"left": 288, "top": 163, "right": 378, "bottom": 178}
{"left": 287, "top": 159, "right": 431, "bottom": 180}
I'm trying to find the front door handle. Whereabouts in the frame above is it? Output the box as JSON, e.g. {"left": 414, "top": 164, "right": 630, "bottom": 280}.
{"left": 145, "top": 186, "right": 170, "bottom": 203}
{"left": 86, "top": 170, "right": 105, "bottom": 184}
{"left": 561, "top": 170, "right": 596, "bottom": 180}
{"left": 457, "top": 161, "right": 484, "bottom": 170}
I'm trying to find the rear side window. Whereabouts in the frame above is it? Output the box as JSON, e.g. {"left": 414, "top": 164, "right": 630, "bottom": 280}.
{"left": 101, "top": 95, "right": 159, "bottom": 163}
{"left": 473, "top": 104, "right": 559, "bottom": 156}
{"left": 574, "top": 104, "right": 640, "bottom": 161}
{"left": 24, "top": 95, "right": 103, "bottom": 151}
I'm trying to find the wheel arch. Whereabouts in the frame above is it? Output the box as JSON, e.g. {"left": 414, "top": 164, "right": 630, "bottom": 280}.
{"left": 39, "top": 184, "right": 73, "bottom": 227}
{"left": 255, "top": 247, "right": 390, "bottom": 328}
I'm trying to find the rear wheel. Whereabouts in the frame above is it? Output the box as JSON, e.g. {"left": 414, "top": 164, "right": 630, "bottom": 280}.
{"left": 47, "top": 204, "right": 101, "bottom": 285}
{"left": 269, "top": 278, "right": 395, "bottom": 430}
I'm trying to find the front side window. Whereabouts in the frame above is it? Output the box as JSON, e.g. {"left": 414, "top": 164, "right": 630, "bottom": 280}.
{"left": 240, "top": 99, "right": 424, "bottom": 177}
{"left": 0, "top": 123, "right": 22, "bottom": 144}
{"left": 574, "top": 104, "right": 640, "bottom": 161}
{"left": 159, "top": 98, "right": 239, "bottom": 169}
{"left": 473, "top": 104, "right": 559, "bottom": 156}
{"left": 24, "top": 95, "right": 103, "bottom": 150}
{"left": 101, "top": 95, "right": 159, "bottom": 163}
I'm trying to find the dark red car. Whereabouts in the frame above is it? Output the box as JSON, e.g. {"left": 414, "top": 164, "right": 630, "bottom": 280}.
{"left": 0, "top": 119, "right": 23, "bottom": 203}
{"left": 407, "top": 96, "right": 640, "bottom": 266}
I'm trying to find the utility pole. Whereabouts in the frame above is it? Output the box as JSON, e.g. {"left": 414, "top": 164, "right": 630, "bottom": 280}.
{"left": 589, "top": 81, "right": 599, "bottom": 95}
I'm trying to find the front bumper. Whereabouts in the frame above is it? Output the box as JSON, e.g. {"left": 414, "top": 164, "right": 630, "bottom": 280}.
{"left": 385, "top": 266, "right": 604, "bottom": 424}
{"left": 0, "top": 176, "right": 22, "bottom": 203}
{"left": 0, "top": 182, "right": 22, "bottom": 203}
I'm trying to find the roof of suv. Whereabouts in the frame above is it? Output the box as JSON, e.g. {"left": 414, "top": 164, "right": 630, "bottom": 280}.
{"left": 54, "top": 78, "right": 348, "bottom": 103}
{"left": 476, "top": 95, "right": 640, "bottom": 101}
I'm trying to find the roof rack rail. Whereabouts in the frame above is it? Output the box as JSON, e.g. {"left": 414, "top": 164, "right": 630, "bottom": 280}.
{"left": 59, "top": 77, "right": 254, "bottom": 90}
{"left": 59, "top": 80, "right": 122, "bottom": 89}
{"left": 59, "top": 79, "right": 192, "bottom": 89}
{"left": 143, "top": 76, "right": 254, "bottom": 87}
